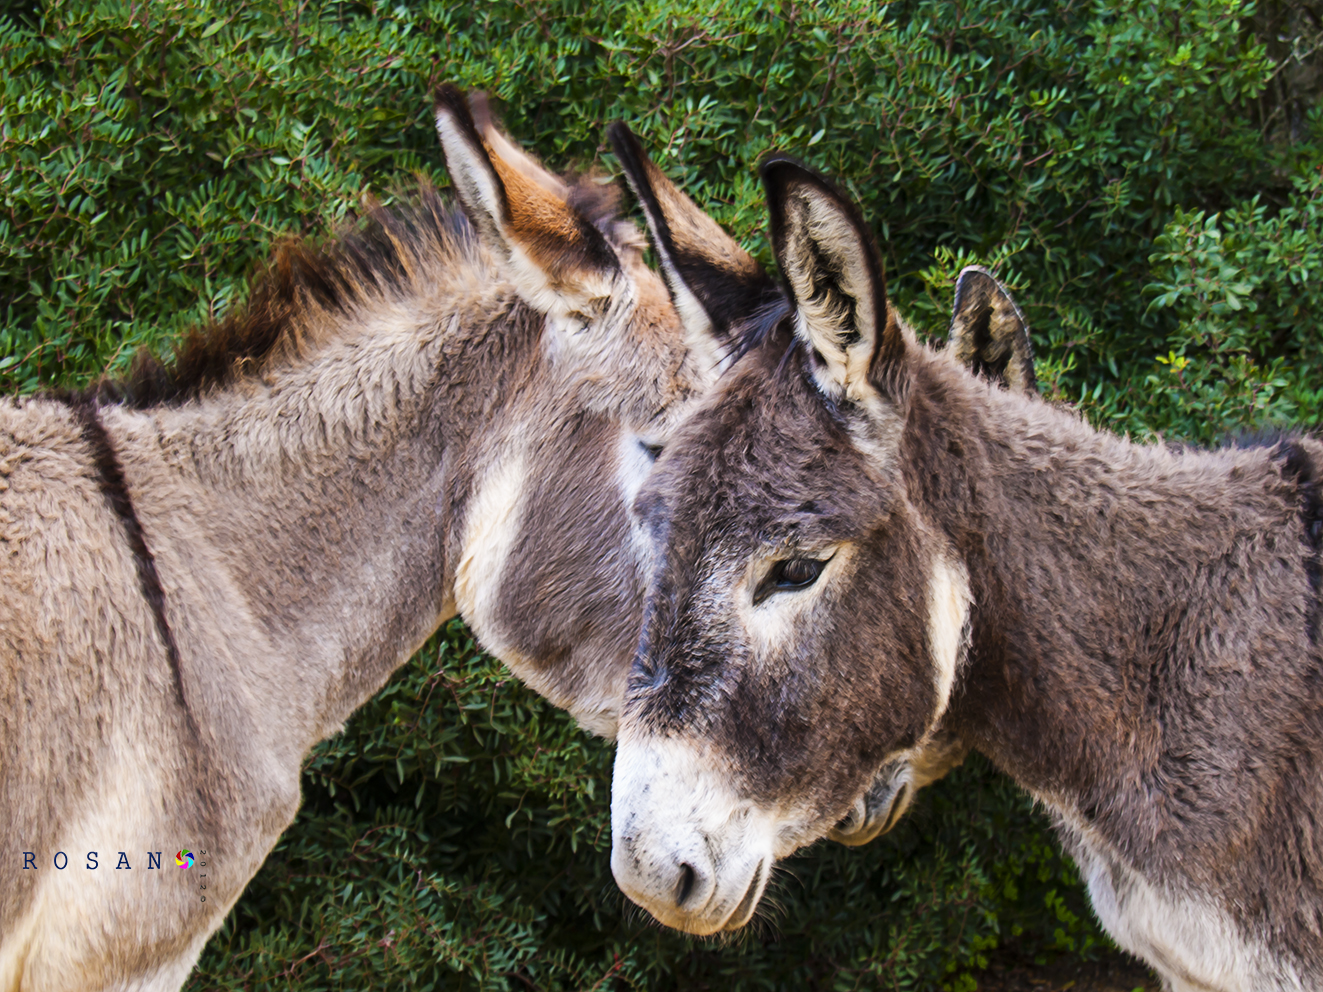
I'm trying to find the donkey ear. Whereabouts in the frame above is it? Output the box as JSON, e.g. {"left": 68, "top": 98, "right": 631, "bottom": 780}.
{"left": 761, "top": 156, "right": 905, "bottom": 401}
{"left": 948, "top": 266, "right": 1038, "bottom": 395}
{"left": 608, "top": 122, "right": 778, "bottom": 347}
{"left": 434, "top": 86, "right": 619, "bottom": 315}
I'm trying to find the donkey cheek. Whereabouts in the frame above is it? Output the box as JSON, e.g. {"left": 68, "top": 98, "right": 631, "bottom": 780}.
{"left": 869, "top": 671, "right": 938, "bottom": 753}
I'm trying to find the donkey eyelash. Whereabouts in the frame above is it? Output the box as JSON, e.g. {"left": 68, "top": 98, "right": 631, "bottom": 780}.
{"left": 752, "top": 555, "right": 833, "bottom": 606}
{"left": 638, "top": 439, "right": 664, "bottom": 460}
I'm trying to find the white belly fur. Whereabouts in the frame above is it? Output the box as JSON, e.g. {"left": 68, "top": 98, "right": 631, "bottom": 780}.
{"left": 1053, "top": 806, "right": 1307, "bottom": 991}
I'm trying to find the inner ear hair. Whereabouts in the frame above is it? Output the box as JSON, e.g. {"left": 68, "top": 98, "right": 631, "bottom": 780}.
{"left": 435, "top": 85, "right": 618, "bottom": 286}
{"left": 947, "top": 265, "right": 1038, "bottom": 395}
{"left": 434, "top": 84, "right": 511, "bottom": 259}
{"left": 762, "top": 155, "right": 904, "bottom": 396}
{"left": 608, "top": 122, "right": 778, "bottom": 343}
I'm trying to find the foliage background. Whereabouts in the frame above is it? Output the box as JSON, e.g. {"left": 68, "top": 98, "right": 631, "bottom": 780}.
{"left": 3, "top": 0, "right": 1321, "bottom": 988}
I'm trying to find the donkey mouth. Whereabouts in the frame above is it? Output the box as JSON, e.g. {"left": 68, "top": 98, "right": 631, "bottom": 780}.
{"left": 722, "top": 859, "right": 766, "bottom": 931}
{"left": 832, "top": 794, "right": 867, "bottom": 835}
{"left": 828, "top": 781, "right": 911, "bottom": 846}
{"left": 878, "top": 783, "right": 911, "bottom": 834}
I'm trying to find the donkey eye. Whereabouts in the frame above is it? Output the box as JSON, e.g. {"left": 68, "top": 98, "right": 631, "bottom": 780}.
{"left": 638, "top": 440, "right": 664, "bottom": 461}
{"left": 777, "top": 558, "right": 825, "bottom": 587}
{"left": 753, "top": 557, "right": 830, "bottom": 605}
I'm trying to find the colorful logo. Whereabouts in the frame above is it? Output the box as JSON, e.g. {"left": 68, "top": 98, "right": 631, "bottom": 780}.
{"left": 175, "top": 850, "right": 194, "bottom": 870}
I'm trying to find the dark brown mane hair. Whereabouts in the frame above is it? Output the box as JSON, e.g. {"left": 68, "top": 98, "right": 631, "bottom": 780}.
{"left": 82, "top": 188, "right": 477, "bottom": 410}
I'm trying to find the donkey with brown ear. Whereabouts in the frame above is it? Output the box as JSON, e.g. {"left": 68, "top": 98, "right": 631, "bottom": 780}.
{"left": 0, "top": 88, "right": 742, "bottom": 992}
{"left": 610, "top": 156, "right": 1323, "bottom": 991}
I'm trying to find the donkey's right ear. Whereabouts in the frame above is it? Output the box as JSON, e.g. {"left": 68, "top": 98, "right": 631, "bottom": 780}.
{"left": 762, "top": 156, "right": 906, "bottom": 402}
{"left": 435, "top": 86, "right": 618, "bottom": 317}
{"left": 948, "top": 266, "right": 1038, "bottom": 395}
{"left": 608, "top": 122, "right": 778, "bottom": 347}
{"left": 434, "top": 86, "right": 510, "bottom": 257}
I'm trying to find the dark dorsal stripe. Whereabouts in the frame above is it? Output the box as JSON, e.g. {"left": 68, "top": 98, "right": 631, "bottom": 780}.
{"left": 1277, "top": 439, "right": 1323, "bottom": 643}
{"left": 66, "top": 397, "right": 197, "bottom": 736}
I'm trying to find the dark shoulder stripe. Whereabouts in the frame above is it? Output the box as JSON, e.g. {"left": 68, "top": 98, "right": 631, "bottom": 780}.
{"left": 67, "top": 397, "right": 198, "bottom": 736}
{"left": 1276, "top": 439, "right": 1323, "bottom": 645}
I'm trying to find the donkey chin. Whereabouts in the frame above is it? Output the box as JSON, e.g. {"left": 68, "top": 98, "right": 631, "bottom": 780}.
{"left": 610, "top": 735, "right": 791, "bottom": 935}
{"left": 829, "top": 729, "right": 972, "bottom": 846}
{"left": 827, "top": 758, "right": 916, "bottom": 847}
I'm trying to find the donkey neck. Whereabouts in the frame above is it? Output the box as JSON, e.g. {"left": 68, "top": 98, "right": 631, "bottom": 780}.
{"left": 915, "top": 353, "right": 1323, "bottom": 872}
{"left": 95, "top": 270, "right": 538, "bottom": 759}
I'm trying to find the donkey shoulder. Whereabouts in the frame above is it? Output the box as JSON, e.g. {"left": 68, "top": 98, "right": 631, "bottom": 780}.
{"left": 0, "top": 397, "right": 130, "bottom": 604}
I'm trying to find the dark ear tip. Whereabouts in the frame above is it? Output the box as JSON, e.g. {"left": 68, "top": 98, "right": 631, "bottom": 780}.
{"left": 433, "top": 83, "right": 467, "bottom": 116}
{"left": 758, "top": 153, "right": 810, "bottom": 183}
{"left": 759, "top": 155, "right": 842, "bottom": 207}
{"left": 954, "top": 266, "right": 998, "bottom": 297}
{"left": 606, "top": 121, "right": 635, "bottom": 144}
{"left": 607, "top": 121, "right": 643, "bottom": 160}
{"left": 433, "top": 84, "right": 487, "bottom": 153}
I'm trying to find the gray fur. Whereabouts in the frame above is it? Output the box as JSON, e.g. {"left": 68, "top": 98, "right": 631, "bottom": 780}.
{"left": 832, "top": 265, "right": 1036, "bottom": 845}
{"left": 611, "top": 159, "right": 1323, "bottom": 989}
{"left": 0, "top": 95, "right": 714, "bottom": 991}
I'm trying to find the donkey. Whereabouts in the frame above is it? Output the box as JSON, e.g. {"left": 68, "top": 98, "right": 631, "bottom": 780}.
{"left": 0, "top": 87, "right": 1040, "bottom": 985}
{"left": 0, "top": 89, "right": 757, "bottom": 992}
{"left": 604, "top": 123, "right": 1041, "bottom": 849}
{"left": 609, "top": 155, "right": 1323, "bottom": 991}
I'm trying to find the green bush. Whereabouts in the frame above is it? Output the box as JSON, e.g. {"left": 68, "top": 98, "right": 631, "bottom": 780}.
{"left": 3, "top": 1, "right": 1320, "bottom": 988}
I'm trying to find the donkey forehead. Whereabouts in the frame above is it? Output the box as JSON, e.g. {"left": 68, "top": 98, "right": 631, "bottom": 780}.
{"left": 638, "top": 341, "right": 886, "bottom": 539}
{"left": 624, "top": 264, "right": 691, "bottom": 355}
{"left": 543, "top": 261, "right": 703, "bottom": 426}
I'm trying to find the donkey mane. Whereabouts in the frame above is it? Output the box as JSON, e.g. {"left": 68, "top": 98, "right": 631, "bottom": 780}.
{"left": 84, "top": 180, "right": 628, "bottom": 410}
{"left": 90, "top": 189, "right": 475, "bottom": 408}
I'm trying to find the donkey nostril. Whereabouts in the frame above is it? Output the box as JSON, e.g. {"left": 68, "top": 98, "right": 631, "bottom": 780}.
{"left": 675, "top": 862, "right": 697, "bottom": 907}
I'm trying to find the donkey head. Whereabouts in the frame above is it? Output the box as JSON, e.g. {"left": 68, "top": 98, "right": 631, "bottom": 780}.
{"left": 432, "top": 92, "right": 778, "bottom": 737}
{"left": 604, "top": 125, "right": 1036, "bottom": 850}
{"left": 610, "top": 157, "right": 998, "bottom": 932}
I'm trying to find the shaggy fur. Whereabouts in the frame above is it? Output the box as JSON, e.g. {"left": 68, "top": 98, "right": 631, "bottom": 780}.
{"left": 609, "top": 129, "right": 1035, "bottom": 850}
{"left": 611, "top": 159, "right": 1323, "bottom": 989}
{"left": 0, "top": 92, "right": 717, "bottom": 992}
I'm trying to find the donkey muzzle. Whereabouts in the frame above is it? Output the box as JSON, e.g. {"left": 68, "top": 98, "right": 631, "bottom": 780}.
{"left": 610, "top": 734, "right": 777, "bottom": 934}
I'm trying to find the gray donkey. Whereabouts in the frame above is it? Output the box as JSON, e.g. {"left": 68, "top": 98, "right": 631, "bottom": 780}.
{"left": 0, "top": 85, "right": 1034, "bottom": 984}
{"left": 609, "top": 156, "right": 1323, "bottom": 991}
{"left": 605, "top": 123, "right": 1039, "bottom": 847}
{"left": 0, "top": 89, "right": 750, "bottom": 992}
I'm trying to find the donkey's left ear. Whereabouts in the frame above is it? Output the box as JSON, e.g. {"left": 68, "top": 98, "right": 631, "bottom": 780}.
{"left": 434, "top": 86, "right": 619, "bottom": 319}
{"left": 762, "top": 156, "right": 905, "bottom": 401}
{"left": 948, "top": 266, "right": 1038, "bottom": 395}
